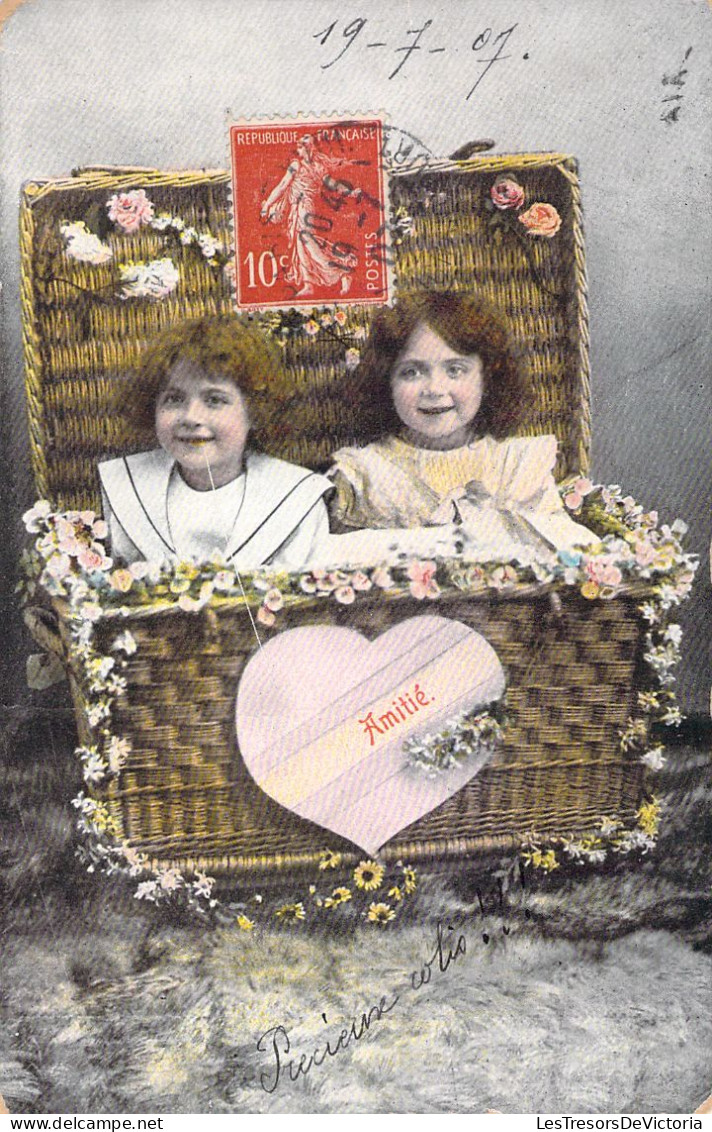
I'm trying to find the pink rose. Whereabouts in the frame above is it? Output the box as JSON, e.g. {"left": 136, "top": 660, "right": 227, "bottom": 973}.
{"left": 371, "top": 567, "right": 394, "bottom": 590}
{"left": 584, "top": 556, "right": 622, "bottom": 588}
{"left": 490, "top": 179, "right": 525, "bottom": 210}
{"left": 107, "top": 189, "right": 154, "bottom": 233}
{"left": 634, "top": 539, "right": 657, "bottom": 568}
{"left": 407, "top": 560, "right": 440, "bottom": 601}
{"left": 256, "top": 605, "right": 276, "bottom": 628}
{"left": 564, "top": 491, "right": 583, "bottom": 511}
{"left": 518, "top": 202, "right": 562, "bottom": 238}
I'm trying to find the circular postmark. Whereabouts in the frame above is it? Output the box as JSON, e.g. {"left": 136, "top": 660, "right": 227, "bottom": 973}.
{"left": 380, "top": 124, "right": 438, "bottom": 173}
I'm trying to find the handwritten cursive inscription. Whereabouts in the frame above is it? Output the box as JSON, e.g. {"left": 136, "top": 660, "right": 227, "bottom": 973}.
{"left": 312, "top": 16, "right": 521, "bottom": 103}
{"left": 257, "top": 993, "right": 400, "bottom": 1093}
{"left": 256, "top": 919, "right": 469, "bottom": 1092}
{"left": 661, "top": 47, "right": 692, "bottom": 126}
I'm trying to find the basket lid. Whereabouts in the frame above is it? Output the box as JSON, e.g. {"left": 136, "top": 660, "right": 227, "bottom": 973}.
{"left": 20, "top": 152, "right": 590, "bottom": 512}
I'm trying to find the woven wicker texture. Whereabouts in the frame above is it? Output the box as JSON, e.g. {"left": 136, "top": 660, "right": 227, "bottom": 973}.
{"left": 70, "top": 589, "right": 647, "bottom": 874}
{"left": 22, "top": 155, "right": 638, "bottom": 875}
{"left": 21, "top": 155, "right": 590, "bottom": 511}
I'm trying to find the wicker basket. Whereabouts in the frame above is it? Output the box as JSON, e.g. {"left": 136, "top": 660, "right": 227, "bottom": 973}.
{"left": 20, "top": 152, "right": 650, "bottom": 877}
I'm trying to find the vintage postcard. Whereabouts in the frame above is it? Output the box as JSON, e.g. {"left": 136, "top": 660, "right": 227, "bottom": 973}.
{"left": 0, "top": 0, "right": 710, "bottom": 1119}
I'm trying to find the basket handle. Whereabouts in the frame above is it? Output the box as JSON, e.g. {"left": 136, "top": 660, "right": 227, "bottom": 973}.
{"left": 71, "top": 164, "right": 163, "bottom": 176}
{"left": 449, "top": 139, "right": 496, "bottom": 160}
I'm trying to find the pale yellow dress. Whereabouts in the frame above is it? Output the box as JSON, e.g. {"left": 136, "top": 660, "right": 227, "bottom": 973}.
{"left": 329, "top": 434, "right": 596, "bottom": 564}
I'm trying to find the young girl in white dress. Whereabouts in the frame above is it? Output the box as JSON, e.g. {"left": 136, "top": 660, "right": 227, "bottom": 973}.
{"left": 98, "top": 317, "right": 333, "bottom": 571}
{"left": 329, "top": 290, "right": 596, "bottom": 564}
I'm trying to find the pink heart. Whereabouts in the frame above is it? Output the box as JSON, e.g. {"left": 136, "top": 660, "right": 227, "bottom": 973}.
{"left": 235, "top": 615, "right": 506, "bottom": 856}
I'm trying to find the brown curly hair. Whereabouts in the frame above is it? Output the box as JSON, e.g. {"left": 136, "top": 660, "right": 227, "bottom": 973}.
{"left": 348, "top": 291, "right": 530, "bottom": 441}
{"left": 119, "top": 316, "right": 292, "bottom": 447}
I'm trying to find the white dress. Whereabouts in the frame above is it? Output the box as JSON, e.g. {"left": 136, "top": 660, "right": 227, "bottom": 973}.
{"left": 98, "top": 448, "right": 332, "bottom": 571}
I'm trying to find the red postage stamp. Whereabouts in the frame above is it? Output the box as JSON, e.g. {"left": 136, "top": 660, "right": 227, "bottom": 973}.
{"left": 229, "top": 115, "right": 389, "bottom": 310}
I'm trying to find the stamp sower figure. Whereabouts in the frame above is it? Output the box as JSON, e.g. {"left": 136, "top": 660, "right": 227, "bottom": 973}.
{"left": 260, "top": 134, "right": 357, "bottom": 298}
{"left": 98, "top": 317, "right": 332, "bottom": 570}
{"left": 329, "top": 290, "right": 596, "bottom": 563}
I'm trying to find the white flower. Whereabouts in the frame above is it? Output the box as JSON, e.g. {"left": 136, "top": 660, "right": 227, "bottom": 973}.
{"left": 179, "top": 227, "right": 198, "bottom": 246}
{"left": 263, "top": 587, "right": 283, "bottom": 612}
{"left": 22, "top": 499, "right": 53, "bottom": 533}
{"left": 344, "top": 348, "right": 360, "bottom": 371}
{"left": 177, "top": 591, "right": 209, "bottom": 612}
{"left": 135, "top": 880, "right": 159, "bottom": 901}
{"left": 663, "top": 624, "right": 683, "bottom": 646}
{"left": 91, "top": 656, "right": 115, "bottom": 679}
{"left": 118, "top": 258, "right": 179, "bottom": 300}
{"left": 107, "top": 735, "right": 131, "bottom": 774}
{"left": 79, "top": 601, "right": 103, "bottom": 623}
{"left": 60, "top": 221, "right": 113, "bottom": 265}
{"left": 149, "top": 213, "right": 173, "bottom": 231}
{"left": 112, "top": 630, "right": 137, "bottom": 655}
{"left": 640, "top": 602, "right": 661, "bottom": 624}
{"left": 157, "top": 868, "right": 182, "bottom": 892}
{"left": 83, "top": 752, "right": 107, "bottom": 784}
{"left": 660, "top": 704, "right": 683, "bottom": 727}
{"left": 599, "top": 816, "right": 621, "bottom": 836}
{"left": 641, "top": 746, "right": 666, "bottom": 771}
{"left": 213, "top": 569, "right": 236, "bottom": 592}
{"left": 197, "top": 233, "right": 221, "bottom": 259}
{"left": 657, "top": 584, "right": 679, "bottom": 611}
{"left": 86, "top": 702, "right": 110, "bottom": 727}
{"left": 192, "top": 872, "right": 214, "bottom": 899}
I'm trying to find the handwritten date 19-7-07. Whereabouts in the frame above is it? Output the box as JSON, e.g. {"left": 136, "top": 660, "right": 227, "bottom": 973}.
{"left": 313, "top": 16, "right": 520, "bottom": 100}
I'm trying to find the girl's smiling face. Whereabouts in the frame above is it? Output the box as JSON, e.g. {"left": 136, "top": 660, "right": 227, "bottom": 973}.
{"left": 390, "top": 322, "right": 485, "bottom": 450}
{"left": 155, "top": 358, "right": 250, "bottom": 490}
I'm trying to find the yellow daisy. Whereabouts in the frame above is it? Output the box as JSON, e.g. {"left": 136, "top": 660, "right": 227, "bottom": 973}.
{"left": 236, "top": 914, "right": 255, "bottom": 932}
{"left": 354, "top": 860, "right": 384, "bottom": 891}
{"left": 318, "top": 849, "right": 343, "bottom": 871}
{"left": 388, "top": 885, "right": 404, "bottom": 902}
{"left": 324, "top": 886, "right": 352, "bottom": 909}
{"left": 402, "top": 866, "right": 417, "bottom": 894}
{"left": 367, "top": 902, "right": 395, "bottom": 925}
{"left": 274, "top": 902, "right": 306, "bottom": 922}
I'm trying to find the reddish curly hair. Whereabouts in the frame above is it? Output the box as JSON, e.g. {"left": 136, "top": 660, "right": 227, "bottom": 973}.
{"left": 347, "top": 290, "right": 530, "bottom": 441}
{"left": 119, "top": 316, "right": 292, "bottom": 447}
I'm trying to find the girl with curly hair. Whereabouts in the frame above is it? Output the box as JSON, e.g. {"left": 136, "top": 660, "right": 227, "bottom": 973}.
{"left": 98, "top": 317, "right": 332, "bottom": 570}
{"left": 329, "top": 290, "right": 595, "bottom": 563}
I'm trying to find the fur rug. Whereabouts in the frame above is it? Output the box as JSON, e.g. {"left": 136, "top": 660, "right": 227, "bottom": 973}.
{"left": 1, "top": 707, "right": 710, "bottom": 1115}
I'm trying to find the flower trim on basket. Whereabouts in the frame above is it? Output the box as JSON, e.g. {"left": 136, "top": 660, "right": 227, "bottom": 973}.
{"left": 520, "top": 798, "right": 663, "bottom": 873}
{"left": 55, "top": 188, "right": 227, "bottom": 304}
{"left": 486, "top": 175, "right": 563, "bottom": 299}
{"left": 251, "top": 304, "right": 368, "bottom": 371}
{"left": 18, "top": 480, "right": 698, "bottom": 922}
{"left": 405, "top": 704, "right": 505, "bottom": 777}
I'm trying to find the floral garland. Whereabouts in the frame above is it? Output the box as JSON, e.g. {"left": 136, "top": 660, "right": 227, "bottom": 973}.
{"left": 486, "top": 176, "right": 563, "bottom": 299}
{"left": 521, "top": 798, "right": 663, "bottom": 873}
{"left": 19, "top": 478, "right": 697, "bottom": 922}
{"left": 405, "top": 704, "right": 505, "bottom": 777}
{"left": 253, "top": 304, "right": 368, "bottom": 372}
{"left": 56, "top": 188, "right": 227, "bottom": 303}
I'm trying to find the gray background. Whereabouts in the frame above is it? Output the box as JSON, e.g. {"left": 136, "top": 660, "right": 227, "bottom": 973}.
{"left": 1, "top": 0, "right": 709, "bottom": 714}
